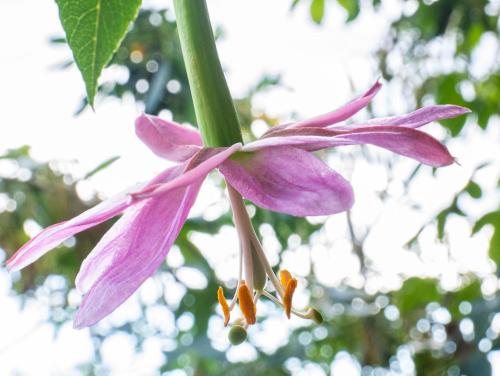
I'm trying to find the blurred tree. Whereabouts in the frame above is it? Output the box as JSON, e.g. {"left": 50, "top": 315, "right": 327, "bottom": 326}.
{"left": 294, "top": 0, "right": 500, "bottom": 135}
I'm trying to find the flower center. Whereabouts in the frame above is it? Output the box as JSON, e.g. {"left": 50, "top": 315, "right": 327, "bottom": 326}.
{"left": 216, "top": 184, "right": 323, "bottom": 345}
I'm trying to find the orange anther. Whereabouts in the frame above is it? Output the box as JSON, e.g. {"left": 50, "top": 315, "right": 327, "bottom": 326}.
{"left": 283, "top": 278, "right": 297, "bottom": 319}
{"left": 279, "top": 269, "right": 292, "bottom": 290}
{"left": 238, "top": 281, "right": 256, "bottom": 325}
{"left": 217, "top": 287, "right": 230, "bottom": 327}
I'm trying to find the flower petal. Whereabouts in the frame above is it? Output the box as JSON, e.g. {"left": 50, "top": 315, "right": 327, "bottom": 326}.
{"left": 337, "top": 126, "right": 455, "bottom": 166}
{"left": 263, "top": 81, "right": 381, "bottom": 136}
{"left": 245, "top": 126, "right": 454, "bottom": 167}
{"left": 219, "top": 146, "right": 354, "bottom": 216}
{"left": 135, "top": 113, "right": 202, "bottom": 162}
{"left": 5, "top": 164, "right": 188, "bottom": 272}
{"left": 73, "top": 178, "right": 202, "bottom": 328}
{"left": 336, "top": 105, "right": 470, "bottom": 130}
{"left": 75, "top": 163, "right": 187, "bottom": 294}
{"left": 5, "top": 193, "right": 130, "bottom": 272}
{"left": 131, "top": 143, "right": 242, "bottom": 200}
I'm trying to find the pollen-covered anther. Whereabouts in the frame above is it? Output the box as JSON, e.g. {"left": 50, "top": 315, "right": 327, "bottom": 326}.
{"left": 238, "top": 280, "right": 256, "bottom": 325}
{"left": 283, "top": 278, "right": 297, "bottom": 319}
{"left": 280, "top": 269, "right": 297, "bottom": 319}
{"left": 217, "top": 287, "right": 231, "bottom": 327}
{"left": 279, "top": 269, "right": 292, "bottom": 290}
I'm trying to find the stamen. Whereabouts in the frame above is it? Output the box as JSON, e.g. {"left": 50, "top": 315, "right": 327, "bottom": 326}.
{"left": 238, "top": 280, "right": 256, "bottom": 325}
{"left": 261, "top": 290, "right": 322, "bottom": 322}
{"left": 279, "top": 269, "right": 293, "bottom": 290}
{"left": 217, "top": 287, "right": 231, "bottom": 327}
{"left": 283, "top": 278, "right": 297, "bottom": 319}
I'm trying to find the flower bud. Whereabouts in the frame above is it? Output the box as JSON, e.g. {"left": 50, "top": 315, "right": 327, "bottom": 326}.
{"left": 307, "top": 308, "right": 324, "bottom": 324}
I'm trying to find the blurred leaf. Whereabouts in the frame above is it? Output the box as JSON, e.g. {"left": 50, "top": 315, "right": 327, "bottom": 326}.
{"left": 84, "top": 156, "right": 120, "bottom": 179}
{"left": 310, "top": 0, "right": 325, "bottom": 24}
{"left": 465, "top": 181, "right": 482, "bottom": 199}
{"left": 0, "top": 145, "right": 30, "bottom": 159}
{"left": 290, "top": 0, "right": 301, "bottom": 10}
{"left": 448, "top": 279, "right": 481, "bottom": 318}
{"left": 292, "top": 0, "right": 364, "bottom": 22}
{"left": 55, "top": 0, "right": 141, "bottom": 106}
{"left": 473, "top": 211, "right": 500, "bottom": 265}
{"left": 436, "top": 197, "right": 464, "bottom": 240}
{"left": 49, "top": 36, "right": 66, "bottom": 44}
{"left": 337, "top": 0, "right": 360, "bottom": 22}
{"left": 393, "top": 278, "right": 440, "bottom": 314}
{"left": 176, "top": 230, "right": 213, "bottom": 276}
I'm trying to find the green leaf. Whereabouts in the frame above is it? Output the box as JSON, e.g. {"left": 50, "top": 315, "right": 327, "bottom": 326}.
{"left": 310, "top": 0, "right": 325, "bottom": 24}
{"left": 55, "top": 0, "right": 142, "bottom": 106}
{"left": 337, "top": 0, "right": 360, "bottom": 22}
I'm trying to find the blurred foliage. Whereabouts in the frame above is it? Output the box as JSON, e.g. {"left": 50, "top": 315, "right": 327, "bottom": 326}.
{"left": 0, "top": 147, "right": 102, "bottom": 291}
{"left": 295, "top": 0, "right": 500, "bottom": 136}
{"left": 384, "top": 0, "right": 500, "bottom": 137}
{"left": 292, "top": 0, "right": 367, "bottom": 23}
{"left": 2, "top": 1, "right": 500, "bottom": 376}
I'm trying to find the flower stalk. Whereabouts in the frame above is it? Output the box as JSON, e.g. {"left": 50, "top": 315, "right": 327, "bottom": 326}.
{"left": 173, "top": 0, "right": 243, "bottom": 147}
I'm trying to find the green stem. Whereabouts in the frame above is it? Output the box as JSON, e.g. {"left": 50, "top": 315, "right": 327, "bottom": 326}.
{"left": 173, "top": 0, "right": 243, "bottom": 147}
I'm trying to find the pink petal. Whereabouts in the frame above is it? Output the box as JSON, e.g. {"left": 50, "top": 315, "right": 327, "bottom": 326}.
{"left": 75, "top": 163, "right": 187, "bottom": 294}
{"left": 335, "top": 105, "right": 471, "bottom": 130}
{"left": 5, "top": 164, "right": 189, "bottom": 272}
{"left": 246, "top": 126, "right": 454, "bottom": 167}
{"left": 263, "top": 81, "right": 381, "bottom": 136}
{"left": 338, "top": 126, "right": 455, "bottom": 166}
{"left": 219, "top": 146, "right": 354, "bottom": 216}
{"left": 5, "top": 193, "right": 130, "bottom": 272}
{"left": 74, "top": 178, "right": 202, "bottom": 328}
{"left": 131, "top": 143, "right": 242, "bottom": 200}
{"left": 244, "top": 132, "right": 339, "bottom": 151}
{"left": 135, "top": 113, "right": 202, "bottom": 162}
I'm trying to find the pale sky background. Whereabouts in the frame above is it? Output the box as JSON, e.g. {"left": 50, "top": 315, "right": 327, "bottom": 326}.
{"left": 0, "top": 0, "right": 499, "bottom": 375}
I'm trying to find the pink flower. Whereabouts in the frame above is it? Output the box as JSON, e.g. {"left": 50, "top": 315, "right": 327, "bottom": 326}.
{"left": 5, "top": 81, "right": 469, "bottom": 328}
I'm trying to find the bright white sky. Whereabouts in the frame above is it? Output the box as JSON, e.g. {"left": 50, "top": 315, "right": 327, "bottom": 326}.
{"left": 1, "top": 0, "right": 499, "bottom": 375}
